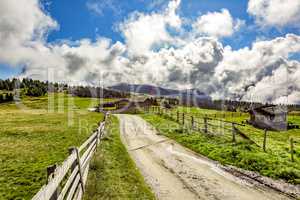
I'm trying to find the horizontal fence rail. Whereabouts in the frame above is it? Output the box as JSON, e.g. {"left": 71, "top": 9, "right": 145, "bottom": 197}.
{"left": 145, "top": 106, "right": 298, "bottom": 162}
{"left": 32, "top": 115, "right": 107, "bottom": 200}
{"left": 146, "top": 106, "right": 246, "bottom": 142}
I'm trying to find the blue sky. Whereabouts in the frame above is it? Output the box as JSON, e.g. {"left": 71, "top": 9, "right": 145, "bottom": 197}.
{"left": 46, "top": 0, "right": 251, "bottom": 46}
{"left": 45, "top": 0, "right": 298, "bottom": 48}
{"left": 1, "top": 0, "right": 299, "bottom": 79}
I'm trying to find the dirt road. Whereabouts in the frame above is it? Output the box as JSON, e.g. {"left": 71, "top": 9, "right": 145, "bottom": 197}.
{"left": 116, "top": 114, "right": 293, "bottom": 200}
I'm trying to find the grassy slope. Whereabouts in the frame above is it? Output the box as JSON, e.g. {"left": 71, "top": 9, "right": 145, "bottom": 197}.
{"left": 175, "top": 106, "right": 300, "bottom": 162}
{"left": 84, "top": 115, "right": 155, "bottom": 200}
{"left": 0, "top": 94, "right": 105, "bottom": 199}
{"left": 141, "top": 109, "right": 300, "bottom": 185}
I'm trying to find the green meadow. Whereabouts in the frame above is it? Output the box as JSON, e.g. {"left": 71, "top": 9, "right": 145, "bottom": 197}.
{"left": 0, "top": 94, "right": 104, "bottom": 199}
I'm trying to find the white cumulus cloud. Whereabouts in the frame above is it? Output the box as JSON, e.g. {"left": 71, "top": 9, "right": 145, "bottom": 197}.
{"left": 248, "top": 0, "right": 300, "bottom": 28}
{"left": 118, "top": 0, "right": 182, "bottom": 56}
{"left": 192, "top": 9, "right": 244, "bottom": 38}
{"left": 214, "top": 34, "right": 300, "bottom": 103}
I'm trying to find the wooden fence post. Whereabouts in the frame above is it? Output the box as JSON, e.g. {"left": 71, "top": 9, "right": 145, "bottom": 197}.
{"left": 182, "top": 113, "right": 185, "bottom": 125}
{"left": 95, "top": 126, "right": 100, "bottom": 150}
{"left": 263, "top": 129, "right": 267, "bottom": 152}
{"left": 73, "top": 147, "right": 85, "bottom": 193}
{"left": 47, "top": 164, "right": 59, "bottom": 200}
{"left": 204, "top": 118, "right": 208, "bottom": 133}
{"left": 232, "top": 124, "right": 236, "bottom": 143}
{"left": 68, "top": 148, "right": 77, "bottom": 171}
{"left": 191, "top": 116, "right": 194, "bottom": 129}
{"left": 177, "top": 111, "right": 179, "bottom": 122}
{"left": 290, "top": 138, "right": 294, "bottom": 162}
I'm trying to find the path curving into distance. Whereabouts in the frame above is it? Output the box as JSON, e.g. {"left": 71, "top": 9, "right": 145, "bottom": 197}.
{"left": 116, "top": 114, "right": 293, "bottom": 200}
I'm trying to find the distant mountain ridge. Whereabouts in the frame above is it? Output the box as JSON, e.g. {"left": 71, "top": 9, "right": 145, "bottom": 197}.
{"left": 108, "top": 83, "right": 178, "bottom": 96}
{"left": 108, "top": 83, "right": 211, "bottom": 101}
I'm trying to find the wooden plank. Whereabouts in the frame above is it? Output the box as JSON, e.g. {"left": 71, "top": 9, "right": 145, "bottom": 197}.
{"left": 46, "top": 165, "right": 59, "bottom": 200}
{"left": 290, "top": 138, "right": 294, "bottom": 162}
{"left": 57, "top": 166, "right": 79, "bottom": 200}
{"left": 80, "top": 139, "right": 97, "bottom": 165}
{"left": 74, "top": 148, "right": 85, "bottom": 193}
{"left": 234, "top": 127, "right": 260, "bottom": 147}
{"left": 207, "top": 117, "right": 245, "bottom": 126}
{"left": 263, "top": 129, "right": 267, "bottom": 152}
{"left": 32, "top": 153, "right": 77, "bottom": 200}
{"left": 99, "top": 122, "right": 105, "bottom": 138}
{"left": 78, "top": 131, "right": 98, "bottom": 153}
{"left": 204, "top": 118, "right": 208, "bottom": 134}
{"left": 32, "top": 119, "right": 106, "bottom": 200}
{"left": 78, "top": 122, "right": 104, "bottom": 153}
{"left": 232, "top": 124, "right": 236, "bottom": 143}
{"left": 82, "top": 145, "right": 96, "bottom": 171}
{"left": 75, "top": 162, "right": 90, "bottom": 200}
{"left": 65, "top": 174, "right": 80, "bottom": 200}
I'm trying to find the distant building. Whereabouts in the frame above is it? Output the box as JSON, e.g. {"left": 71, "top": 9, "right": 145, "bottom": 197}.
{"left": 98, "top": 97, "right": 157, "bottom": 113}
{"left": 248, "top": 105, "right": 288, "bottom": 131}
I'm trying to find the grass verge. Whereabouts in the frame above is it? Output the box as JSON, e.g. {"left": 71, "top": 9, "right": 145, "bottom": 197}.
{"left": 84, "top": 115, "right": 156, "bottom": 200}
{"left": 0, "top": 94, "right": 104, "bottom": 199}
{"left": 141, "top": 113, "right": 300, "bottom": 185}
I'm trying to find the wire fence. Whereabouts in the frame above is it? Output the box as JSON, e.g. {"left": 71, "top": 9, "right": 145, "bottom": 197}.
{"left": 144, "top": 106, "right": 298, "bottom": 162}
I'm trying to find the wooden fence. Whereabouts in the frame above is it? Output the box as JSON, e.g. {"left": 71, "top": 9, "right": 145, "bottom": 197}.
{"left": 32, "top": 115, "right": 107, "bottom": 200}
{"left": 145, "top": 106, "right": 249, "bottom": 143}
{"left": 144, "top": 106, "right": 298, "bottom": 162}
{"left": 183, "top": 111, "right": 248, "bottom": 119}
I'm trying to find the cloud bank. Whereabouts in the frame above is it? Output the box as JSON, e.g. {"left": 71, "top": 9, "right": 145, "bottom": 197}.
{"left": 0, "top": 0, "right": 300, "bottom": 104}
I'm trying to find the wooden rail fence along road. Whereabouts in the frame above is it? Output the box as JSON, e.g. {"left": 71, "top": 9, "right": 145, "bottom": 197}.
{"left": 145, "top": 106, "right": 297, "bottom": 161}
{"left": 32, "top": 115, "right": 107, "bottom": 200}
{"left": 146, "top": 106, "right": 247, "bottom": 142}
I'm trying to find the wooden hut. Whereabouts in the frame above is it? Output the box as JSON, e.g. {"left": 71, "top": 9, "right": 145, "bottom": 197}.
{"left": 248, "top": 105, "right": 288, "bottom": 131}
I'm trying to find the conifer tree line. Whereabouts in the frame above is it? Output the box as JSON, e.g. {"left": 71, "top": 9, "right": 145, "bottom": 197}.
{"left": 0, "top": 78, "right": 129, "bottom": 103}
{"left": 0, "top": 78, "right": 48, "bottom": 97}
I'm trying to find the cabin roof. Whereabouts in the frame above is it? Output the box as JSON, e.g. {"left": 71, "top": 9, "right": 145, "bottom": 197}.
{"left": 251, "top": 105, "right": 288, "bottom": 116}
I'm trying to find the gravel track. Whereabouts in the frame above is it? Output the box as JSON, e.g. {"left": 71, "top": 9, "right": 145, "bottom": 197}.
{"left": 116, "top": 114, "right": 293, "bottom": 200}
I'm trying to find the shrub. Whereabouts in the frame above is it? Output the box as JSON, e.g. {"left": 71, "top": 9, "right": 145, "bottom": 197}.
{"left": 6, "top": 93, "right": 14, "bottom": 101}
